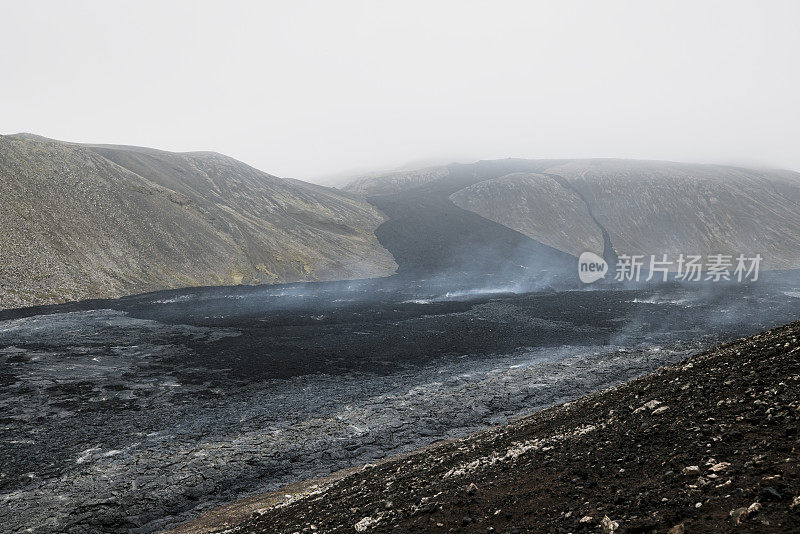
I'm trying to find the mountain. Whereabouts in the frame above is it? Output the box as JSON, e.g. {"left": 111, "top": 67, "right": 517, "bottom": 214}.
{"left": 344, "top": 159, "right": 800, "bottom": 275}
{"left": 5, "top": 142, "right": 800, "bottom": 310}
{"left": 0, "top": 134, "right": 395, "bottom": 309}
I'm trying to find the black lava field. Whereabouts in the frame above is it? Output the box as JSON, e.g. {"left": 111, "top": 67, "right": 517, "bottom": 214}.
{"left": 3, "top": 277, "right": 800, "bottom": 533}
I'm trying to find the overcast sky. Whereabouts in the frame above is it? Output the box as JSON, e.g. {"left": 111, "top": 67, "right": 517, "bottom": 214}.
{"left": 2, "top": 1, "right": 798, "bottom": 182}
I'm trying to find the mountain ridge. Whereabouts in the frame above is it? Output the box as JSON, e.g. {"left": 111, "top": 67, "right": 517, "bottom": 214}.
{"left": 4, "top": 137, "right": 800, "bottom": 310}
{"left": 0, "top": 134, "right": 396, "bottom": 309}
{"left": 346, "top": 158, "right": 800, "bottom": 273}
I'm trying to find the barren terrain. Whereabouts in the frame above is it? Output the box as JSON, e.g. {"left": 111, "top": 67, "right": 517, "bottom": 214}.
{"left": 193, "top": 318, "right": 800, "bottom": 534}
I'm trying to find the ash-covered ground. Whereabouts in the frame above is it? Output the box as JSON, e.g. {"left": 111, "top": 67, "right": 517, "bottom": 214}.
{"left": 2, "top": 278, "right": 800, "bottom": 533}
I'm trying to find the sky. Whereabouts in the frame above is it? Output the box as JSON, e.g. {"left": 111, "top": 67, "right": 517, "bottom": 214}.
{"left": 2, "top": 1, "right": 799, "bottom": 183}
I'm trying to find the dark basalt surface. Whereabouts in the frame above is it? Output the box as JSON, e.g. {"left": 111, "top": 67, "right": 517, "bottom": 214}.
{"left": 366, "top": 160, "right": 576, "bottom": 281}
{"left": 2, "top": 280, "right": 800, "bottom": 533}
{"left": 208, "top": 321, "right": 800, "bottom": 534}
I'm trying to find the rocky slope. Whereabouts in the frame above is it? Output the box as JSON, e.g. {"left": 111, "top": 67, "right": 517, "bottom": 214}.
{"left": 0, "top": 134, "right": 395, "bottom": 309}
{"left": 450, "top": 172, "right": 605, "bottom": 258}
{"left": 347, "top": 159, "right": 800, "bottom": 273}
{"left": 347, "top": 160, "right": 578, "bottom": 282}
{"left": 175, "top": 320, "right": 800, "bottom": 534}
{"left": 5, "top": 148, "right": 799, "bottom": 308}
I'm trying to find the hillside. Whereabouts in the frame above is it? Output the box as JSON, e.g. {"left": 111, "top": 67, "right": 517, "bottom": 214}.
{"left": 0, "top": 135, "right": 395, "bottom": 309}
{"left": 173, "top": 320, "right": 800, "bottom": 533}
{"left": 346, "top": 160, "right": 578, "bottom": 282}
{"left": 346, "top": 159, "right": 800, "bottom": 275}
{"left": 5, "top": 147, "right": 800, "bottom": 309}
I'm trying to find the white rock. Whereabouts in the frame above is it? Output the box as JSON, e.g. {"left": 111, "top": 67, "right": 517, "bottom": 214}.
{"left": 634, "top": 400, "right": 662, "bottom": 413}
{"left": 354, "top": 516, "right": 378, "bottom": 532}
{"left": 682, "top": 465, "right": 701, "bottom": 476}
{"left": 708, "top": 462, "right": 731, "bottom": 472}
{"left": 601, "top": 515, "right": 619, "bottom": 532}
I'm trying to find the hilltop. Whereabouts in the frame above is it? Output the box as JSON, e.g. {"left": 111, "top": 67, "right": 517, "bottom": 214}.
{"left": 0, "top": 134, "right": 395, "bottom": 309}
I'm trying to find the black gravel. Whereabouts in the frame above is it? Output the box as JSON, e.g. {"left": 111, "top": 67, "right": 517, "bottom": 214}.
{"left": 2, "top": 281, "right": 800, "bottom": 533}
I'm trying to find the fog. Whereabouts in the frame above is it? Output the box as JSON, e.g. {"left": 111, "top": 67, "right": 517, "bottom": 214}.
{"left": 2, "top": 0, "right": 799, "bottom": 182}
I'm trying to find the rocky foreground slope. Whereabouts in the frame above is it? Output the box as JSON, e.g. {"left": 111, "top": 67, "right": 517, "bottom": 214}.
{"left": 0, "top": 134, "right": 395, "bottom": 309}
{"left": 174, "top": 321, "right": 800, "bottom": 533}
